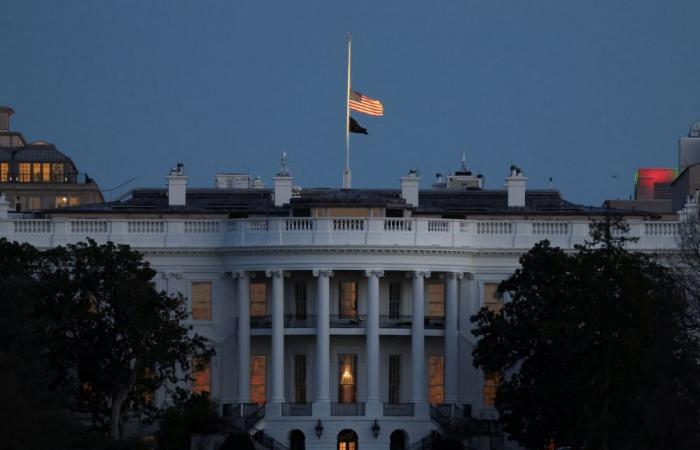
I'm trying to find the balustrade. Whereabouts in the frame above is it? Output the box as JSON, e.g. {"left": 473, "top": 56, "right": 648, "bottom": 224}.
{"left": 331, "top": 402, "right": 365, "bottom": 416}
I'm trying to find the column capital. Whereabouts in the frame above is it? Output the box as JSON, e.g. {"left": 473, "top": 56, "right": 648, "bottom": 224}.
{"left": 161, "top": 271, "right": 183, "bottom": 280}
{"left": 313, "top": 269, "right": 334, "bottom": 278}
{"left": 446, "top": 271, "right": 464, "bottom": 280}
{"left": 364, "top": 270, "right": 385, "bottom": 278}
{"left": 407, "top": 270, "right": 431, "bottom": 279}
{"left": 233, "top": 271, "right": 250, "bottom": 279}
{"left": 265, "top": 269, "right": 289, "bottom": 278}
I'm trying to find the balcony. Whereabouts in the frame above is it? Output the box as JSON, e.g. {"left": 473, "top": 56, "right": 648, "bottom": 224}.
{"left": 383, "top": 403, "right": 414, "bottom": 416}
{"left": 284, "top": 314, "right": 317, "bottom": 328}
{"left": 331, "top": 402, "right": 365, "bottom": 416}
{"left": 250, "top": 315, "right": 271, "bottom": 329}
{"left": 281, "top": 403, "right": 312, "bottom": 416}
{"left": 330, "top": 314, "right": 366, "bottom": 328}
{"left": 380, "top": 315, "right": 412, "bottom": 328}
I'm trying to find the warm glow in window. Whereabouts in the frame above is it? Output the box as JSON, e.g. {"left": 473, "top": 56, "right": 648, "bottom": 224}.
{"left": 192, "top": 357, "right": 211, "bottom": 396}
{"left": 69, "top": 197, "right": 79, "bottom": 206}
{"left": 250, "top": 355, "right": 266, "bottom": 404}
{"left": 0, "top": 162, "right": 7, "bottom": 182}
{"left": 19, "top": 163, "right": 30, "bottom": 182}
{"left": 427, "top": 283, "right": 445, "bottom": 317}
{"left": 428, "top": 355, "right": 445, "bottom": 405}
{"left": 339, "top": 282, "right": 357, "bottom": 319}
{"left": 42, "top": 163, "right": 50, "bottom": 182}
{"left": 191, "top": 282, "right": 212, "bottom": 321}
{"left": 32, "top": 163, "right": 41, "bottom": 182}
{"left": 338, "top": 354, "right": 356, "bottom": 403}
{"left": 483, "top": 372, "right": 501, "bottom": 407}
{"left": 250, "top": 282, "right": 267, "bottom": 317}
{"left": 55, "top": 196, "right": 68, "bottom": 208}
{"left": 484, "top": 283, "right": 503, "bottom": 314}
{"left": 52, "top": 163, "right": 64, "bottom": 182}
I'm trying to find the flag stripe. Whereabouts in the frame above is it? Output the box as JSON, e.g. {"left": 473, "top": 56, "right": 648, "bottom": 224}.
{"left": 349, "top": 90, "right": 384, "bottom": 116}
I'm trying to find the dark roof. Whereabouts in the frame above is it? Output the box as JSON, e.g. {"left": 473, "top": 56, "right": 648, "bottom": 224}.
{"left": 47, "top": 186, "right": 628, "bottom": 217}
{"left": 0, "top": 140, "right": 79, "bottom": 171}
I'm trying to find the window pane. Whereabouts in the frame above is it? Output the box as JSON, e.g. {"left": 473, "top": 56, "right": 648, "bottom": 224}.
{"left": 339, "top": 282, "right": 357, "bottom": 319}
{"left": 427, "top": 284, "right": 445, "bottom": 317}
{"left": 42, "top": 163, "right": 51, "bottom": 182}
{"left": 338, "top": 354, "right": 356, "bottom": 403}
{"left": 32, "top": 163, "right": 41, "bottom": 182}
{"left": 250, "top": 282, "right": 267, "bottom": 317}
{"left": 0, "top": 162, "right": 8, "bottom": 182}
{"left": 389, "top": 283, "right": 401, "bottom": 319}
{"left": 428, "top": 355, "right": 444, "bottom": 405}
{"left": 484, "top": 283, "right": 503, "bottom": 314}
{"left": 295, "top": 283, "right": 307, "bottom": 319}
{"left": 294, "top": 354, "right": 306, "bottom": 403}
{"left": 389, "top": 355, "right": 400, "bottom": 403}
{"left": 191, "top": 282, "right": 212, "bottom": 321}
{"left": 52, "top": 163, "right": 64, "bottom": 182}
{"left": 483, "top": 372, "right": 500, "bottom": 407}
{"left": 192, "top": 357, "right": 211, "bottom": 396}
{"left": 19, "top": 163, "right": 30, "bottom": 182}
{"left": 250, "top": 355, "right": 266, "bottom": 404}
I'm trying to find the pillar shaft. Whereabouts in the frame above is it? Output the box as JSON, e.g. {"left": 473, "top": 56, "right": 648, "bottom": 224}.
{"left": 237, "top": 273, "right": 250, "bottom": 403}
{"left": 444, "top": 272, "right": 461, "bottom": 404}
{"left": 269, "top": 271, "right": 285, "bottom": 403}
{"left": 314, "top": 270, "right": 332, "bottom": 406}
{"left": 411, "top": 271, "right": 429, "bottom": 404}
{"left": 365, "top": 270, "right": 383, "bottom": 407}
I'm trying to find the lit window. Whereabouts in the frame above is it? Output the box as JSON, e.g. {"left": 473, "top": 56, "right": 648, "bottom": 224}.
{"left": 52, "top": 163, "right": 64, "bottom": 182}
{"left": 339, "top": 282, "right": 357, "bottom": 319}
{"left": 484, "top": 283, "right": 503, "bottom": 314}
{"left": 28, "top": 197, "right": 41, "bottom": 210}
{"left": 69, "top": 197, "right": 79, "bottom": 206}
{"left": 192, "top": 357, "right": 211, "bottom": 396}
{"left": 250, "top": 355, "right": 266, "bottom": 404}
{"left": 191, "top": 282, "right": 212, "bottom": 321}
{"left": 0, "top": 162, "right": 7, "bottom": 182}
{"left": 32, "top": 163, "right": 41, "bottom": 182}
{"left": 19, "top": 163, "right": 30, "bottom": 182}
{"left": 427, "top": 283, "right": 445, "bottom": 317}
{"left": 42, "top": 163, "right": 50, "bottom": 182}
{"left": 338, "top": 354, "right": 356, "bottom": 403}
{"left": 142, "top": 367, "right": 155, "bottom": 405}
{"left": 428, "top": 355, "right": 444, "bottom": 405}
{"left": 250, "top": 282, "right": 267, "bottom": 317}
{"left": 55, "top": 196, "right": 68, "bottom": 208}
{"left": 483, "top": 372, "right": 500, "bottom": 407}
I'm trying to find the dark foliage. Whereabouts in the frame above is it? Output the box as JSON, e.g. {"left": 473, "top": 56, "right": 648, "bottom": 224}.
{"left": 156, "top": 388, "right": 223, "bottom": 450}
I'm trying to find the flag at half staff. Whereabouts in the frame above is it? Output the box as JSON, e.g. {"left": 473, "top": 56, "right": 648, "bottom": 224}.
{"left": 349, "top": 90, "right": 384, "bottom": 116}
{"left": 349, "top": 116, "right": 368, "bottom": 135}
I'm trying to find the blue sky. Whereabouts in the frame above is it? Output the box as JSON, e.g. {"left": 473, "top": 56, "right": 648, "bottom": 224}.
{"left": 2, "top": 1, "right": 700, "bottom": 205}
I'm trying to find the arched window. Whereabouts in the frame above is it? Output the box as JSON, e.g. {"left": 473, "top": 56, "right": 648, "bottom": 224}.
{"left": 289, "top": 429, "right": 305, "bottom": 450}
{"left": 337, "top": 429, "right": 358, "bottom": 450}
{"left": 390, "top": 430, "right": 407, "bottom": 450}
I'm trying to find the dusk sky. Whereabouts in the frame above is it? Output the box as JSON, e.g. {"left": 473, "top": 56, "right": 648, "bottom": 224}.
{"left": 2, "top": 1, "right": 700, "bottom": 205}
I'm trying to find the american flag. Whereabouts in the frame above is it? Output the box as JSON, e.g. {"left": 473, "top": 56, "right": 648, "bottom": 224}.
{"left": 349, "top": 90, "right": 384, "bottom": 116}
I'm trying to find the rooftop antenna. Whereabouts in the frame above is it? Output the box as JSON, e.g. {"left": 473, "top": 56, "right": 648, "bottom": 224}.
{"left": 460, "top": 152, "right": 467, "bottom": 172}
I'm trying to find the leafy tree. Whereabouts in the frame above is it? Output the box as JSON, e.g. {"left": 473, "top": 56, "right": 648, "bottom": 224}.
{"left": 156, "top": 388, "right": 223, "bottom": 450}
{"left": 34, "top": 239, "right": 213, "bottom": 444}
{"left": 471, "top": 220, "right": 700, "bottom": 450}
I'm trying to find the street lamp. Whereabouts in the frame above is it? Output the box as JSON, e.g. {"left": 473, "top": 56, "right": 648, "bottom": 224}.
{"left": 315, "top": 419, "right": 323, "bottom": 438}
{"left": 371, "top": 419, "right": 380, "bottom": 438}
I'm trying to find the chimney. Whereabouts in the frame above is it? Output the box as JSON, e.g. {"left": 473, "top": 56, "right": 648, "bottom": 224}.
{"left": 506, "top": 165, "right": 527, "bottom": 208}
{"left": 400, "top": 169, "right": 420, "bottom": 207}
{"left": 273, "top": 152, "right": 293, "bottom": 207}
{"left": 167, "top": 163, "right": 187, "bottom": 207}
{"left": 0, "top": 193, "right": 9, "bottom": 219}
{"left": 0, "top": 106, "right": 14, "bottom": 132}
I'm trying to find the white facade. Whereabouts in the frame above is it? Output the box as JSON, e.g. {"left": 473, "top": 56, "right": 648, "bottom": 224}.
{"left": 0, "top": 209, "right": 680, "bottom": 449}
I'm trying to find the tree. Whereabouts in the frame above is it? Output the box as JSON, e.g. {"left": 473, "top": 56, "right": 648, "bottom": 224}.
{"left": 34, "top": 239, "right": 213, "bottom": 444}
{"left": 156, "top": 388, "right": 223, "bottom": 450}
{"left": 471, "top": 220, "right": 700, "bottom": 450}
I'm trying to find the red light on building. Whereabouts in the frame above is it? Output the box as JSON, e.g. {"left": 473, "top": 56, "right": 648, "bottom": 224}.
{"left": 634, "top": 168, "right": 677, "bottom": 200}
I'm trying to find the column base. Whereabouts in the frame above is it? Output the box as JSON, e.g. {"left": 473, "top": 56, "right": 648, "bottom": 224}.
{"left": 413, "top": 401, "right": 430, "bottom": 418}
{"left": 266, "top": 401, "right": 282, "bottom": 418}
{"left": 312, "top": 400, "right": 331, "bottom": 417}
{"left": 365, "top": 400, "right": 382, "bottom": 417}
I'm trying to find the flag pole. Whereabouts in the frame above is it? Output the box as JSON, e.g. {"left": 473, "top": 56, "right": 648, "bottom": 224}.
{"left": 343, "top": 32, "right": 352, "bottom": 189}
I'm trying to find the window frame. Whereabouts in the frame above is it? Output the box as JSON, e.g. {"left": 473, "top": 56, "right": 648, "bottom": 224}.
{"left": 190, "top": 281, "right": 213, "bottom": 321}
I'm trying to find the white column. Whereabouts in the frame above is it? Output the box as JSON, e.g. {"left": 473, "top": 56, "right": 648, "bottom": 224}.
{"left": 313, "top": 270, "right": 333, "bottom": 416}
{"left": 444, "top": 272, "right": 462, "bottom": 405}
{"left": 365, "top": 270, "right": 383, "bottom": 415}
{"left": 411, "top": 270, "right": 430, "bottom": 415}
{"left": 267, "top": 270, "right": 286, "bottom": 415}
{"left": 236, "top": 272, "right": 250, "bottom": 403}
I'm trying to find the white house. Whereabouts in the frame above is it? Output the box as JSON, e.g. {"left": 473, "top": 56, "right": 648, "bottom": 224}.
{"left": 0, "top": 158, "right": 681, "bottom": 450}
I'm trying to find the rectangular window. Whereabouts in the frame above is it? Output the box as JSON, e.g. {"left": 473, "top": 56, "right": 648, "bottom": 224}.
{"left": 427, "top": 283, "right": 445, "bottom": 317}
{"left": 483, "top": 372, "right": 500, "bottom": 407}
{"left": 294, "top": 354, "right": 306, "bottom": 403}
{"left": 250, "top": 282, "right": 267, "bottom": 317}
{"left": 250, "top": 355, "right": 266, "bottom": 404}
{"left": 32, "top": 163, "right": 41, "bottom": 182}
{"left": 55, "top": 196, "right": 68, "bottom": 208}
{"left": 338, "top": 354, "right": 356, "bottom": 403}
{"left": 192, "top": 357, "right": 211, "bottom": 396}
{"left": 69, "top": 197, "right": 79, "bottom": 206}
{"left": 428, "top": 355, "right": 445, "bottom": 405}
{"left": 484, "top": 283, "right": 503, "bottom": 314}
{"left": 42, "top": 163, "right": 50, "bottom": 182}
{"left": 28, "top": 196, "right": 41, "bottom": 210}
{"left": 0, "top": 162, "right": 7, "bottom": 182}
{"left": 389, "top": 355, "right": 401, "bottom": 403}
{"left": 19, "top": 163, "right": 30, "bottom": 182}
{"left": 389, "top": 282, "right": 401, "bottom": 319}
{"left": 294, "top": 282, "right": 307, "bottom": 319}
{"left": 52, "top": 163, "right": 64, "bottom": 182}
{"left": 339, "top": 282, "right": 358, "bottom": 319}
{"left": 191, "top": 282, "right": 212, "bottom": 321}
